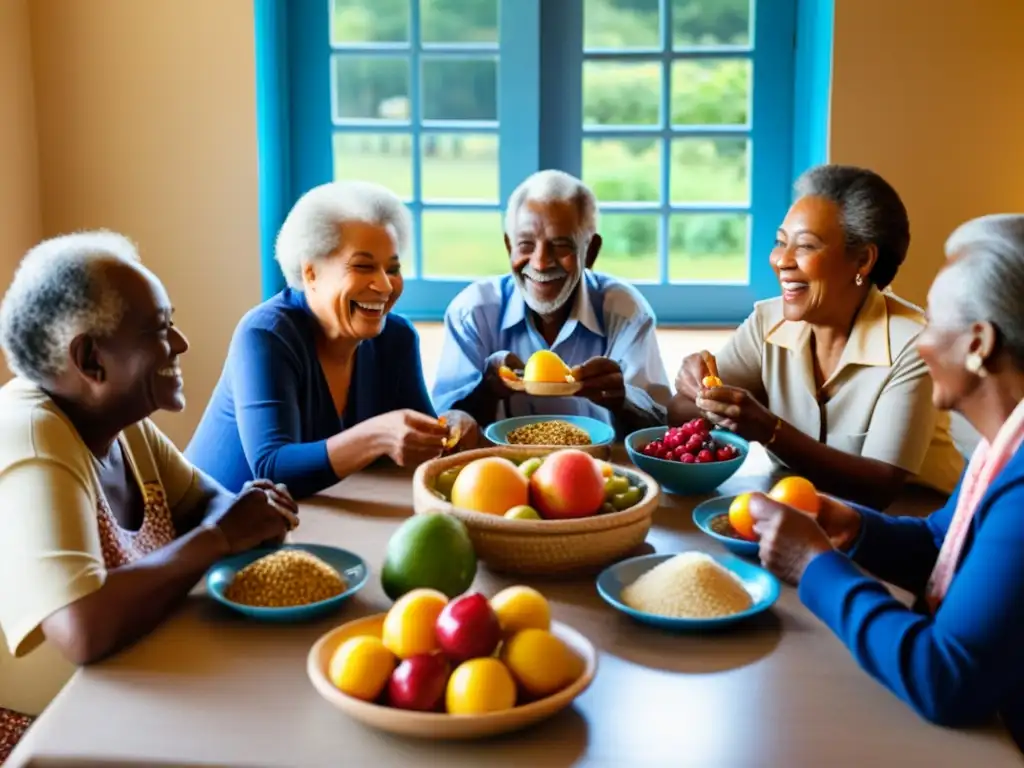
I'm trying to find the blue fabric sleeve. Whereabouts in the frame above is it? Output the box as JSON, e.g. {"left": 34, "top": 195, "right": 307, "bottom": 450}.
{"left": 799, "top": 481, "right": 1024, "bottom": 727}
{"left": 431, "top": 305, "right": 494, "bottom": 419}
{"left": 394, "top": 322, "right": 437, "bottom": 418}
{"left": 229, "top": 326, "right": 338, "bottom": 498}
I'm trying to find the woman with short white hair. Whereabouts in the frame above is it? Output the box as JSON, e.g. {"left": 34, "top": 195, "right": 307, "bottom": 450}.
{"left": 750, "top": 214, "right": 1024, "bottom": 749}
{"left": 186, "top": 180, "right": 478, "bottom": 498}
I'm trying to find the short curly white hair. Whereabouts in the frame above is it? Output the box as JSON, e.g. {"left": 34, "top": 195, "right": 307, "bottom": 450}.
{"left": 504, "top": 169, "right": 599, "bottom": 241}
{"left": 275, "top": 180, "right": 413, "bottom": 289}
{"left": 0, "top": 230, "right": 140, "bottom": 384}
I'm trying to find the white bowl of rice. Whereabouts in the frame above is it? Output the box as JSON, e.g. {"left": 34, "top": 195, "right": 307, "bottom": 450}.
{"left": 595, "top": 551, "right": 781, "bottom": 630}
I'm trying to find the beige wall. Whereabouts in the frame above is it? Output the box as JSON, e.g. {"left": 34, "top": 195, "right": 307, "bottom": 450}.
{"left": 1, "top": 0, "right": 1022, "bottom": 447}
{"left": 0, "top": 0, "right": 42, "bottom": 379}
{"left": 830, "top": 0, "right": 1024, "bottom": 308}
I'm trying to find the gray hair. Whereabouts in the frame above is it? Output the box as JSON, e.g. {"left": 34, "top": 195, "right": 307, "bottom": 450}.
{"left": 504, "top": 170, "right": 599, "bottom": 242}
{"left": 0, "top": 230, "right": 140, "bottom": 383}
{"left": 795, "top": 164, "right": 910, "bottom": 289}
{"left": 940, "top": 213, "right": 1024, "bottom": 367}
{"left": 275, "top": 180, "right": 412, "bottom": 289}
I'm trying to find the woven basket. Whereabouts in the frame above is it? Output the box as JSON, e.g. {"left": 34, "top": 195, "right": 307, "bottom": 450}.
{"left": 411, "top": 446, "right": 659, "bottom": 576}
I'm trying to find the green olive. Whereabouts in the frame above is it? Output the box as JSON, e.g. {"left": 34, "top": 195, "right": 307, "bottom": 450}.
{"left": 599, "top": 502, "right": 617, "bottom": 515}
{"left": 611, "top": 485, "right": 643, "bottom": 511}
{"left": 604, "top": 475, "right": 630, "bottom": 499}
{"left": 434, "top": 467, "right": 461, "bottom": 500}
{"left": 518, "top": 457, "right": 543, "bottom": 479}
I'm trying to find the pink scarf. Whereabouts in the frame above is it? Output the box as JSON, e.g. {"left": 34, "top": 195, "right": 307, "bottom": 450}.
{"left": 925, "top": 398, "right": 1024, "bottom": 612}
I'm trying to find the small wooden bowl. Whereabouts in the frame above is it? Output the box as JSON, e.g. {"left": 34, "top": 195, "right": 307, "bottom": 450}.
{"left": 307, "top": 613, "right": 598, "bottom": 740}
{"left": 412, "top": 446, "right": 659, "bottom": 576}
{"left": 502, "top": 379, "right": 583, "bottom": 397}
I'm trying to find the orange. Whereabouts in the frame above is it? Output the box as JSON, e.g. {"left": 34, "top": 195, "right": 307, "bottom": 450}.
{"left": 728, "top": 492, "right": 757, "bottom": 541}
{"left": 500, "top": 629, "right": 578, "bottom": 698}
{"left": 702, "top": 375, "right": 723, "bottom": 388}
{"left": 523, "top": 350, "right": 570, "bottom": 383}
{"left": 327, "top": 635, "right": 396, "bottom": 701}
{"left": 596, "top": 460, "right": 614, "bottom": 478}
{"left": 490, "top": 585, "right": 551, "bottom": 636}
{"left": 769, "top": 476, "right": 821, "bottom": 516}
{"left": 381, "top": 588, "right": 448, "bottom": 659}
{"left": 445, "top": 657, "right": 517, "bottom": 715}
{"left": 450, "top": 456, "right": 530, "bottom": 515}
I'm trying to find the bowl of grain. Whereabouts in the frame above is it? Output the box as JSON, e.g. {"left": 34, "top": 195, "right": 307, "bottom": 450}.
{"left": 483, "top": 415, "right": 615, "bottom": 459}
{"left": 205, "top": 543, "right": 369, "bottom": 622}
{"left": 691, "top": 495, "right": 759, "bottom": 557}
{"left": 412, "top": 445, "right": 659, "bottom": 576}
{"left": 596, "top": 551, "right": 780, "bottom": 630}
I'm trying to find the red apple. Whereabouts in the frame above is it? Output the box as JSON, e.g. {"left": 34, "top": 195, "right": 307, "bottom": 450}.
{"left": 435, "top": 593, "right": 502, "bottom": 663}
{"left": 386, "top": 653, "right": 450, "bottom": 711}
{"left": 529, "top": 448, "right": 605, "bottom": 519}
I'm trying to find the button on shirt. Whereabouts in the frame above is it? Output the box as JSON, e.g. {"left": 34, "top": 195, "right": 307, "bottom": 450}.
{"left": 714, "top": 287, "right": 964, "bottom": 495}
{"left": 431, "top": 271, "right": 671, "bottom": 432}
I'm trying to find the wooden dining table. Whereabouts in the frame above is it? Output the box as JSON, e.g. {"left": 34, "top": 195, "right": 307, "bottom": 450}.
{"left": 7, "top": 445, "right": 1021, "bottom": 767}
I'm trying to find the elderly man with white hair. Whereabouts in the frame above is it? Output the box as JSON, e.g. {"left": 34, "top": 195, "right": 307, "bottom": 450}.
{"left": 431, "top": 169, "right": 671, "bottom": 433}
{"left": 186, "top": 180, "right": 477, "bottom": 499}
{"left": 0, "top": 231, "right": 296, "bottom": 760}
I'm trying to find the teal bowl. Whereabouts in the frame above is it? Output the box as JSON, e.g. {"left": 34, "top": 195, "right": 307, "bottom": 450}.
{"left": 206, "top": 543, "right": 368, "bottom": 623}
{"left": 624, "top": 426, "right": 748, "bottom": 496}
{"left": 484, "top": 414, "right": 616, "bottom": 448}
{"left": 692, "top": 495, "right": 759, "bottom": 558}
{"left": 596, "top": 551, "right": 780, "bottom": 631}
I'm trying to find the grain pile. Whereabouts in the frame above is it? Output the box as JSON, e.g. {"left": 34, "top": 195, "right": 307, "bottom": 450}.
{"left": 621, "top": 552, "right": 753, "bottom": 618}
{"left": 506, "top": 420, "right": 591, "bottom": 446}
{"left": 225, "top": 549, "right": 347, "bottom": 608}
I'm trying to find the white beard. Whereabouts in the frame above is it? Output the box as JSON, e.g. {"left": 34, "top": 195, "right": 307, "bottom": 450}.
{"left": 515, "top": 266, "right": 581, "bottom": 315}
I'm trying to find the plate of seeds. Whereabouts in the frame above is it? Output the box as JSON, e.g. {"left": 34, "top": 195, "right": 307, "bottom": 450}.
{"left": 484, "top": 415, "right": 615, "bottom": 449}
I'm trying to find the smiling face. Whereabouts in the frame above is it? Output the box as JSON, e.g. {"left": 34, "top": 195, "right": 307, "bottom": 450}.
{"left": 506, "top": 199, "right": 597, "bottom": 316}
{"left": 302, "top": 220, "right": 403, "bottom": 342}
{"left": 770, "top": 195, "right": 876, "bottom": 324}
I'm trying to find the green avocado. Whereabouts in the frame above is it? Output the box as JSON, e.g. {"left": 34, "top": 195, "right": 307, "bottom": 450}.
{"left": 380, "top": 512, "right": 477, "bottom": 601}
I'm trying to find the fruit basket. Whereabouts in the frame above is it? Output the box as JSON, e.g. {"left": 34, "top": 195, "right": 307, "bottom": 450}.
{"left": 412, "top": 446, "right": 659, "bottom": 576}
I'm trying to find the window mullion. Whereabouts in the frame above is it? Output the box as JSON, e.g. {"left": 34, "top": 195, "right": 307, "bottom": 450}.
{"left": 497, "top": 0, "right": 541, "bottom": 204}
{"left": 409, "top": 0, "right": 424, "bottom": 279}
{"left": 658, "top": 0, "right": 672, "bottom": 286}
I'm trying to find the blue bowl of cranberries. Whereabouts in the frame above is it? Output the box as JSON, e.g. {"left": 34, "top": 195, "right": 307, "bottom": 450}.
{"left": 624, "top": 419, "right": 749, "bottom": 495}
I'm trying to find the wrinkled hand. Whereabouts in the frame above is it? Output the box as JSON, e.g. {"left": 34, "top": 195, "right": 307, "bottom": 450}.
{"left": 674, "top": 351, "right": 711, "bottom": 401}
{"left": 484, "top": 350, "right": 526, "bottom": 396}
{"left": 439, "top": 410, "right": 480, "bottom": 454}
{"left": 571, "top": 356, "right": 625, "bottom": 410}
{"left": 374, "top": 409, "right": 451, "bottom": 467}
{"left": 749, "top": 493, "right": 833, "bottom": 585}
{"left": 696, "top": 385, "right": 777, "bottom": 444}
{"left": 813, "top": 494, "right": 864, "bottom": 552}
{"left": 207, "top": 482, "right": 299, "bottom": 555}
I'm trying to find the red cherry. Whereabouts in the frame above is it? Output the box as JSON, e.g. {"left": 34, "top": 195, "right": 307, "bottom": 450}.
{"left": 679, "top": 453, "right": 696, "bottom": 464}
{"left": 684, "top": 435, "right": 704, "bottom": 453}
{"left": 717, "top": 446, "right": 735, "bottom": 461}
{"left": 673, "top": 446, "right": 689, "bottom": 461}
{"left": 696, "top": 449, "right": 714, "bottom": 463}
{"left": 664, "top": 434, "right": 681, "bottom": 451}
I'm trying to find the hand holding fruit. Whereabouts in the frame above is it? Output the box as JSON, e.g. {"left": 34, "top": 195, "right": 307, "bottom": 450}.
{"left": 570, "top": 356, "right": 625, "bottom": 409}
{"left": 371, "top": 409, "right": 451, "bottom": 467}
{"left": 696, "top": 384, "right": 779, "bottom": 445}
{"left": 438, "top": 410, "right": 479, "bottom": 454}
{"left": 748, "top": 492, "right": 833, "bottom": 585}
{"left": 813, "top": 495, "right": 864, "bottom": 551}
{"left": 485, "top": 350, "right": 526, "bottom": 395}
{"left": 674, "top": 350, "right": 715, "bottom": 400}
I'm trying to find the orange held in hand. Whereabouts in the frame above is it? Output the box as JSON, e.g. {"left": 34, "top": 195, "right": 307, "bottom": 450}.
{"left": 768, "top": 476, "right": 821, "bottom": 516}
{"left": 727, "top": 492, "right": 757, "bottom": 541}
{"left": 702, "top": 375, "right": 723, "bottom": 388}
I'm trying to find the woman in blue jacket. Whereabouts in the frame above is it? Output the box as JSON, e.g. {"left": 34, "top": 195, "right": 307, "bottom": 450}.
{"left": 748, "top": 213, "right": 1024, "bottom": 749}
{"left": 186, "top": 181, "right": 478, "bottom": 499}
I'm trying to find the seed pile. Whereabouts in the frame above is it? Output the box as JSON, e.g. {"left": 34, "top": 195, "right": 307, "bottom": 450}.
{"left": 506, "top": 420, "right": 592, "bottom": 446}
{"left": 225, "top": 549, "right": 347, "bottom": 608}
{"left": 710, "top": 514, "right": 747, "bottom": 541}
{"left": 621, "top": 552, "right": 753, "bottom": 619}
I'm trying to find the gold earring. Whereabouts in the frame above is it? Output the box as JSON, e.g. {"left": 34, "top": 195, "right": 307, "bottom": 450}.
{"left": 855, "top": 274, "right": 864, "bottom": 287}
{"left": 965, "top": 351, "right": 988, "bottom": 377}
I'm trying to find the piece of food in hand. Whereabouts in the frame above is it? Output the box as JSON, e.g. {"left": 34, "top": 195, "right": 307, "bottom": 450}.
{"left": 523, "top": 350, "right": 571, "bottom": 383}
{"left": 437, "top": 416, "right": 461, "bottom": 450}
{"left": 769, "top": 476, "right": 821, "bottom": 516}
{"left": 701, "top": 375, "right": 723, "bottom": 388}
{"left": 700, "top": 350, "right": 720, "bottom": 379}
{"left": 727, "top": 492, "right": 757, "bottom": 541}
{"left": 498, "top": 365, "right": 520, "bottom": 382}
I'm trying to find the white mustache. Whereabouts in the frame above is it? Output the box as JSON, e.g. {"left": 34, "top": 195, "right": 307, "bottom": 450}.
{"left": 522, "top": 266, "right": 568, "bottom": 283}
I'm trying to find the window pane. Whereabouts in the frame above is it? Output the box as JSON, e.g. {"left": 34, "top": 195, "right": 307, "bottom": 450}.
{"left": 671, "top": 138, "right": 749, "bottom": 204}
{"left": 422, "top": 0, "right": 498, "bottom": 44}
{"left": 421, "top": 134, "right": 498, "bottom": 202}
{"left": 421, "top": 211, "right": 504, "bottom": 278}
{"left": 668, "top": 214, "right": 749, "bottom": 283}
{"left": 598, "top": 214, "right": 660, "bottom": 281}
{"left": 584, "top": 0, "right": 660, "bottom": 49}
{"left": 332, "top": 56, "right": 409, "bottom": 122}
{"left": 671, "top": 59, "right": 750, "bottom": 126}
{"left": 422, "top": 57, "right": 498, "bottom": 121}
{"left": 673, "top": 0, "right": 751, "bottom": 48}
{"left": 584, "top": 62, "right": 661, "bottom": 127}
{"left": 583, "top": 138, "right": 661, "bottom": 203}
{"left": 331, "top": 0, "right": 409, "bottom": 44}
{"left": 332, "top": 133, "right": 412, "bottom": 200}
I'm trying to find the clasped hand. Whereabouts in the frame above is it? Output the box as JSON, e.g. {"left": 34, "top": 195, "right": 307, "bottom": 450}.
{"left": 207, "top": 479, "right": 299, "bottom": 555}
{"left": 570, "top": 356, "right": 625, "bottom": 409}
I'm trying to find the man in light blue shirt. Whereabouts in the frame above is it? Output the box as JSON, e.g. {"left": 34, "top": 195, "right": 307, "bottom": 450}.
{"left": 431, "top": 169, "right": 671, "bottom": 436}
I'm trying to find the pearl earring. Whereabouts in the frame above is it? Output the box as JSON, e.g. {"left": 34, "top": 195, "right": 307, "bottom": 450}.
{"left": 965, "top": 351, "right": 988, "bottom": 377}
{"left": 855, "top": 274, "right": 864, "bottom": 287}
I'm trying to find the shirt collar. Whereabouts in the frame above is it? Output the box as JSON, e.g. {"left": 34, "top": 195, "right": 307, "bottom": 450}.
{"left": 500, "top": 271, "right": 605, "bottom": 338}
{"left": 765, "top": 285, "right": 892, "bottom": 367}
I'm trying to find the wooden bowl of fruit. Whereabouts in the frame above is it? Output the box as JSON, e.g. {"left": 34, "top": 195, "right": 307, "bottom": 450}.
{"left": 307, "top": 586, "right": 597, "bottom": 740}
{"left": 624, "top": 418, "right": 749, "bottom": 496}
{"left": 412, "top": 446, "right": 659, "bottom": 576}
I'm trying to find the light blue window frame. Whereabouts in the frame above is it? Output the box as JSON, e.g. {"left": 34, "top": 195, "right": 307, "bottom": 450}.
{"left": 254, "top": 0, "right": 832, "bottom": 326}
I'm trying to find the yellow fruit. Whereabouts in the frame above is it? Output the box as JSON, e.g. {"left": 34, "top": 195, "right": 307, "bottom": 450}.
{"left": 381, "top": 588, "right": 448, "bottom": 659}
{"left": 327, "top": 635, "right": 396, "bottom": 701}
{"left": 490, "top": 585, "right": 551, "bottom": 636}
{"left": 500, "top": 629, "right": 577, "bottom": 698}
{"left": 445, "top": 657, "right": 517, "bottom": 715}
{"left": 523, "top": 350, "right": 570, "bottom": 383}
{"left": 450, "top": 456, "right": 530, "bottom": 515}
{"left": 596, "top": 460, "right": 614, "bottom": 478}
